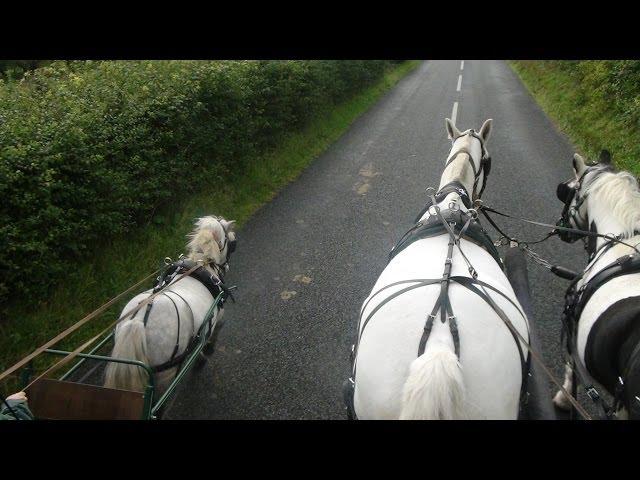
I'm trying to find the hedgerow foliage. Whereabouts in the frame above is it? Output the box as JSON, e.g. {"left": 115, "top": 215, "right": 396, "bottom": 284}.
{"left": 513, "top": 60, "right": 640, "bottom": 176}
{"left": 0, "top": 60, "right": 388, "bottom": 306}
{"left": 553, "top": 61, "right": 640, "bottom": 129}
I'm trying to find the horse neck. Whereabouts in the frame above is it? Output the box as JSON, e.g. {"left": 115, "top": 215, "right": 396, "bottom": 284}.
{"left": 587, "top": 194, "right": 637, "bottom": 251}
{"left": 580, "top": 190, "right": 640, "bottom": 278}
{"left": 438, "top": 152, "right": 476, "bottom": 205}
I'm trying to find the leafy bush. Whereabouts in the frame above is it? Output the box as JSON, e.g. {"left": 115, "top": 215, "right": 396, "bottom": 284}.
{"left": 0, "top": 60, "right": 389, "bottom": 307}
{"left": 0, "top": 60, "right": 50, "bottom": 80}
{"left": 512, "top": 60, "right": 640, "bottom": 175}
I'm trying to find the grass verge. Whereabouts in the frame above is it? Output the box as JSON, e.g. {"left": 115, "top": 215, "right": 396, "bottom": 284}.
{"left": 0, "top": 60, "right": 420, "bottom": 389}
{"left": 509, "top": 61, "right": 640, "bottom": 176}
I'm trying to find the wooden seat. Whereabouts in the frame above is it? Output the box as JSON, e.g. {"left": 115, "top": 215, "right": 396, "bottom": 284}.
{"left": 26, "top": 378, "right": 147, "bottom": 420}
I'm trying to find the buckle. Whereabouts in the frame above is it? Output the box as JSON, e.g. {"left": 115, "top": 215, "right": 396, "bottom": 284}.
{"left": 585, "top": 386, "right": 600, "bottom": 402}
{"left": 615, "top": 376, "right": 625, "bottom": 398}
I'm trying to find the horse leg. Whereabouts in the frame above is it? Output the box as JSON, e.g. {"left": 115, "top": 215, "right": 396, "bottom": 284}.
{"left": 203, "top": 312, "right": 225, "bottom": 356}
{"left": 552, "top": 362, "right": 574, "bottom": 410}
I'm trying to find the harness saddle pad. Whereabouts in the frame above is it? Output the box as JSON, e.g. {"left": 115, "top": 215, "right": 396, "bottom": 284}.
{"left": 390, "top": 208, "right": 502, "bottom": 267}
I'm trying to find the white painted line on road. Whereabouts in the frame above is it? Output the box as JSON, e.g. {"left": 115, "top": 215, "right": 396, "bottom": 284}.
{"left": 456, "top": 74, "right": 462, "bottom": 92}
{"left": 460, "top": 60, "right": 464, "bottom": 70}
{"left": 451, "top": 101, "right": 458, "bottom": 125}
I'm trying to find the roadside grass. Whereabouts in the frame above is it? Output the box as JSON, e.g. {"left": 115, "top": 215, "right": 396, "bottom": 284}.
{"left": 0, "top": 60, "right": 420, "bottom": 389}
{"left": 509, "top": 61, "right": 640, "bottom": 176}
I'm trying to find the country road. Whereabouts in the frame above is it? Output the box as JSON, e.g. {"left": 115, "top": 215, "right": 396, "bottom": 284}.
{"left": 168, "top": 60, "right": 594, "bottom": 419}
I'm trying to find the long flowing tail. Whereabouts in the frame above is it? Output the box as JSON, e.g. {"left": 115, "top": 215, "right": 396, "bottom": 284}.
{"left": 104, "top": 318, "right": 150, "bottom": 392}
{"left": 399, "top": 343, "right": 465, "bottom": 420}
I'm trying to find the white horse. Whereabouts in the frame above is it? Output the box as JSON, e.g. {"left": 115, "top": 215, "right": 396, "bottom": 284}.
{"left": 104, "top": 215, "right": 236, "bottom": 395}
{"left": 552, "top": 152, "right": 640, "bottom": 419}
{"left": 351, "top": 118, "right": 530, "bottom": 420}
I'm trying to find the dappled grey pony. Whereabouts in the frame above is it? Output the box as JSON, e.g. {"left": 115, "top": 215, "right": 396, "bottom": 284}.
{"left": 104, "top": 216, "right": 236, "bottom": 395}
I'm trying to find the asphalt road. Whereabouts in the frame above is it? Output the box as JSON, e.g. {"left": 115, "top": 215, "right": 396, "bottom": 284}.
{"left": 168, "top": 60, "right": 593, "bottom": 419}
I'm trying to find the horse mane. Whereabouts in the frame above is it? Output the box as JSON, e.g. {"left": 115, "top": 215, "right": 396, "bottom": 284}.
{"left": 586, "top": 168, "right": 640, "bottom": 237}
{"left": 186, "top": 216, "right": 224, "bottom": 264}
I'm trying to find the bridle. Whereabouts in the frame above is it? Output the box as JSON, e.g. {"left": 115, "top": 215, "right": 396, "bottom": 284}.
{"left": 445, "top": 129, "right": 492, "bottom": 199}
{"left": 556, "top": 164, "right": 607, "bottom": 245}
{"left": 212, "top": 217, "right": 237, "bottom": 271}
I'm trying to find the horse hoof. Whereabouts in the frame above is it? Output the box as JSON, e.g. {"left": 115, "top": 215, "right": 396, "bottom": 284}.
{"left": 202, "top": 342, "right": 215, "bottom": 355}
{"left": 553, "top": 390, "right": 571, "bottom": 411}
{"left": 195, "top": 351, "right": 209, "bottom": 369}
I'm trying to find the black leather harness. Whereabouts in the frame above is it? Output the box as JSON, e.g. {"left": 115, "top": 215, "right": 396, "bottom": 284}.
{"left": 446, "top": 130, "right": 492, "bottom": 199}
{"left": 344, "top": 184, "right": 530, "bottom": 420}
{"left": 555, "top": 159, "right": 640, "bottom": 417}
{"left": 561, "top": 252, "right": 640, "bottom": 417}
{"left": 392, "top": 196, "right": 503, "bottom": 268}
{"left": 143, "top": 258, "right": 234, "bottom": 374}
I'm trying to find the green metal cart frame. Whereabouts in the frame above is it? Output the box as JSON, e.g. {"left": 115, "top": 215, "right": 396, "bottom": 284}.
{"left": 20, "top": 291, "right": 224, "bottom": 420}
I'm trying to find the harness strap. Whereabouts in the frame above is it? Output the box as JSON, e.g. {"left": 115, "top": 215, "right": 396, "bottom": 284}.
{"left": 414, "top": 181, "right": 472, "bottom": 222}
{"left": 143, "top": 300, "right": 154, "bottom": 326}
{"left": 457, "top": 278, "right": 528, "bottom": 403}
{"left": 481, "top": 205, "right": 640, "bottom": 254}
{"left": 417, "top": 233, "right": 456, "bottom": 357}
{"left": 143, "top": 259, "right": 234, "bottom": 375}
{"left": 164, "top": 290, "right": 196, "bottom": 338}
{"left": 391, "top": 209, "right": 502, "bottom": 266}
{"left": 446, "top": 149, "right": 478, "bottom": 177}
{"left": 561, "top": 253, "right": 640, "bottom": 418}
{"left": 160, "top": 292, "right": 181, "bottom": 361}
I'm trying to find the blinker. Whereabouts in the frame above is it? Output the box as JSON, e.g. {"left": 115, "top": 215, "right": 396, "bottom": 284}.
{"left": 556, "top": 181, "right": 574, "bottom": 204}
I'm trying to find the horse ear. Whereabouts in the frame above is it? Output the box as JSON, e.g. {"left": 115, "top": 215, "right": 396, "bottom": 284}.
{"left": 445, "top": 118, "right": 461, "bottom": 140}
{"left": 599, "top": 149, "right": 612, "bottom": 164}
{"left": 478, "top": 119, "right": 493, "bottom": 143}
{"left": 221, "top": 219, "right": 237, "bottom": 232}
{"left": 573, "top": 153, "right": 588, "bottom": 177}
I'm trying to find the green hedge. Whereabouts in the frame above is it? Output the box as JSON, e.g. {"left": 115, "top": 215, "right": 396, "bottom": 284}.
{"left": 549, "top": 61, "right": 640, "bottom": 129}
{"left": 511, "top": 61, "right": 640, "bottom": 175}
{"left": 0, "top": 60, "right": 388, "bottom": 307}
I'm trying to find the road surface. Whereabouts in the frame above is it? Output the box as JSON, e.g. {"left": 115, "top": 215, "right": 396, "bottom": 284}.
{"left": 168, "top": 60, "right": 593, "bottom": 419}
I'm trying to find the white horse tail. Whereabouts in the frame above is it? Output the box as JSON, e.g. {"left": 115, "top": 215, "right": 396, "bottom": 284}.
{"left": 104, "top": 317, "right": 150, "bottom": 392}
{"left": 399, "top": 343, "right": 465, "bottom": 420}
